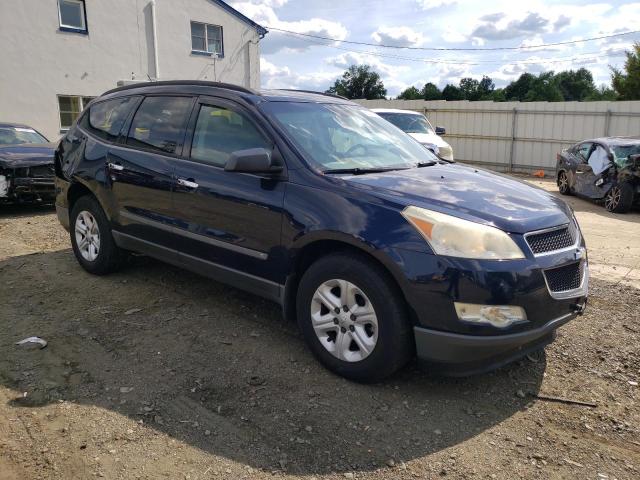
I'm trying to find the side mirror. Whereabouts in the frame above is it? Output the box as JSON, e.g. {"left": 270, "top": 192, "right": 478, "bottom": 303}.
{"left": 435, "top": 126, "right": 446, "bottom": 136}
{"left": 224, "top": 148, "right": 282, "bottom": 173}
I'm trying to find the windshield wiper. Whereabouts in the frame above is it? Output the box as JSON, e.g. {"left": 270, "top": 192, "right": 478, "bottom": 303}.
{"left": 323, "top": 167, "right": 409, "bottom": 175}
{"left": 416, "top": 161, "right": 437, "bottom": 167}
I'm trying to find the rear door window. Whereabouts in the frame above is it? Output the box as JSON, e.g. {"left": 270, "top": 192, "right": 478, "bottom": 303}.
{"left": 81, "top": 96, "right": 140, "bottom": 141}
{"left": 190, "top": 104, "right": 271, "bottom": 167}
{"left": 126, "top": 96, "right": 193, "bottom": 155}
{"left": 575, "top": 142, "right": 592, "bottom": 162}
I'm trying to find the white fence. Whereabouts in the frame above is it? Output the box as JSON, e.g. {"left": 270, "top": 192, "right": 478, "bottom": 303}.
{"left": 355, "top": 99, "right": 640, "bottom": 174}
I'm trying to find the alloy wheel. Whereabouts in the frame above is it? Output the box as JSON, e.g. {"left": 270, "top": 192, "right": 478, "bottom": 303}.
{"left": 558, "top": 173, "right": 568, "bottom": 193}
{"left": 75, "top": 210, "right": 100, "bottom": 261}
{"left": 310, "top": 279, "right": 379, "bottom": 362}
{"left": 605, "top": 186, "right": 621, "bottom": 211}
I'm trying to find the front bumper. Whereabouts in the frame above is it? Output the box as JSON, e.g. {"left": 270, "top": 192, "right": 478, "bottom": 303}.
{"left": 414, "top": 309, "right": 580, "bottom": 376}
{"left": 0, "top": 168, "right": 55, "bottom": 203}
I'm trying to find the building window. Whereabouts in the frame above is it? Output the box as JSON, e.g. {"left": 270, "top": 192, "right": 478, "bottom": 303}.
{"left": 58, "top": 0, "right": 87, "bottom": 33}
{"left": 190, "top": 21, "right": 223, "bottom": 56}
{"left": 58, "top": 95, "right": 94, "bottom": 131}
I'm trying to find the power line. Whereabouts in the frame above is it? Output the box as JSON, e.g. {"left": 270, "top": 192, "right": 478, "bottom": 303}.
{"left": 280, "top": 31, "right": 628, "bottom": 67}
{"left": 267, "top": 26, "right": 640, "bottom": 51}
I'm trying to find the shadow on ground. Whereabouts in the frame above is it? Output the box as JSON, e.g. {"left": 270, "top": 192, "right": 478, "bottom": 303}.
{"left": 0, "top": 249, "right": 545, "bottom": 475}
{"left": 0, "top": 203, "right": 55, "bottom": 219}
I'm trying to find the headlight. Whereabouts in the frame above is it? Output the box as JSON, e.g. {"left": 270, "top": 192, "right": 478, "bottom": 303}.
{"left": 421, "top": 143, "right": 439, "bottom": 156}
{"left": 401, "top": 206, "right": 525, "bottom": 259}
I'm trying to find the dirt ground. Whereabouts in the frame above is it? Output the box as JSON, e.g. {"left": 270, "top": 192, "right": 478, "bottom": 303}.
{"left": 1, "top": 177, "right": 639, "bottom": 480}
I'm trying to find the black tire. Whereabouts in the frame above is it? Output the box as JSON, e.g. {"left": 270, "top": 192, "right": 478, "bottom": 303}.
{"left": 296, "top": 253, "right": 414, "bottom": 383}
{"left": 558, "top": 171, "right": 571, "bottom": 195}
{"left": 604, "top": 182, "right": 634, "bottom": 213}
{"left": 70, "top": 195, "right": 127, "bottom": 275}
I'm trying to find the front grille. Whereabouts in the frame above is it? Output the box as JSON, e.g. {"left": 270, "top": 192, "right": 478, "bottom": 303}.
{"left": 544, "top": 261, "right": 583, "bottom": 292}
{"left": 526, "top": 223, "right": 576, "bottom": 255}
{"left": 26, "top": 165, "right": 55, "bottom": 178}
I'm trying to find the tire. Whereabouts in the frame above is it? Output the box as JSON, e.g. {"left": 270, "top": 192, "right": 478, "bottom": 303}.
{"left": 70, "top": 195, "right": 127, "bottom": 275}
{"left": 296, "top": 253, "right": 414, "bottom": 383}
{"left": 558, "top": 171, "right": 571, "bottom": 195}
{"left": 604, "top": 182, "right": 634, "bottom": 213}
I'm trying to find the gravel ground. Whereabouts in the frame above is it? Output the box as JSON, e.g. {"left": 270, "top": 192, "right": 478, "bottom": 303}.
{"left": 1, "top": 182, "right": 639, "bottom": 480}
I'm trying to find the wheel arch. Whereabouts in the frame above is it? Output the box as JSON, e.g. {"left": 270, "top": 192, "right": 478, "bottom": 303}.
{"left": 282, "top": 234, "right": 418, "bottom": 326}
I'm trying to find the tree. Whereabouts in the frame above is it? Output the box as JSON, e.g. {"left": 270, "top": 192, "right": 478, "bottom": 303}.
{"left": 396, "top": 86, "right": 422, "bottom": 100}
{"left": 459, "top": 77, "right": 481, "bottom": 100}
{"left": 326, "top": 65, "right": 387, "bottom": 99}
{"left": 478, "top": 75, "right": 496, "bottom": 99}
{"left": 524, "top": 72, "right": 563, "bottom": 101}
{"left": 556, "top": 68, "right": 597, "bottom": 101}
{"left": 421, "top": 82, "right": 442, "bottom": 100}
{"left": 611, "top": 42, "right": 640, "bottom": 100}
{"left": 491, "top": 88, "right": 507, "bottom": 102}
{"left": 505, "top": 73, "right": 536, "bottom": 101}
{"left": 442, "top": 84, "right": 463, "bottom": 100}
{"left": 586, "top": 85, "right": 618, "bottom": 101}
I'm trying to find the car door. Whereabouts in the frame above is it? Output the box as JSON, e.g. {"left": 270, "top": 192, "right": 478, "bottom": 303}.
{"left": 107, "top": 95, "right": 195, "bottom": 251}
{"left": 572, "top": 142, "right": 594, "bottom": 196}
{"left": 170, "top": 97, "right": 286, "bottom": 296}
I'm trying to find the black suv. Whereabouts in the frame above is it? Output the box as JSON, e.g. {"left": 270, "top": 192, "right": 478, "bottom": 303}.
{"left": 55, "top": 81, "right": 587, "bottom": 382}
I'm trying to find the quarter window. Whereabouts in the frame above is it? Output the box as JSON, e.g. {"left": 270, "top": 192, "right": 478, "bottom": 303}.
{"left": 191, "top": 105, "right": 270, "bottom": 167}
{"left": 81, "top": 96, "right": 140, "bottom": 142}
{"left": 58, "top": 0, "right": 87, "bottom": 32}
{"left": 58, "top": 95, "right": 95, "bottom": 130}
{"left": 190, "top": 21, "right": 223, "bottom": 56}
{"left": 575, "top": 143, "right": 593, "bottom": 162}
{"left": 126, "top": 96, "right": 193, "bottom": 155}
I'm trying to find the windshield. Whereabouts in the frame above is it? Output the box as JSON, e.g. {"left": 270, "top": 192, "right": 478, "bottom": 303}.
{"left": 260, "top": 102, "right": 438, "bottom": 171}
{"left": 612, "top": 144, "right": 640, "bottom": 167}
{"left": 0, "top": 126, "right": 48, "bottom": 145}
{"left": 376, "top": 112, "right": 435, "bottom": 134}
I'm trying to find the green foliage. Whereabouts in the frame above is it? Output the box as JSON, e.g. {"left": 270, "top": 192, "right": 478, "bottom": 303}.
{"left": 611, "top": 42, "right": 640, "bottom": 100}
{"left": 504, "top": 73, "right": 536, "bottom": 101}
{"left": 523, "top": 72, "right": 564, "bottom": 102}
{"left": 396, "top": 86, "right": 422, "bottom": 100}
{"left": 585, "top": 85, "right": 618, "bottom": 101}
{"left": 556, "top": 68, "right": 597, "bottom": 101}
{"left": 326, "top": 65, "right": 387, "bottom": 100}
{"left": 421, "top": 82, "right": 442, "bottom": 100}
{"left": 442, "top": 84, "right": 464, "bottom": 100}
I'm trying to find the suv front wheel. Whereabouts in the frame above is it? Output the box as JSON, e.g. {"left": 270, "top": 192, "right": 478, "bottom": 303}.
{"left": 296, "top": 253, "right": 414, "bottom": 382}
{"left": 70, "top": 195, "right": 127, "bottom": 275}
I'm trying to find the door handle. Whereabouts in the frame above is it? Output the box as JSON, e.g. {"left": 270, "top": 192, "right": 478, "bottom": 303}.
{"left": 177, "top": 178, "right": 199, "bottom": 189}
{"left": 108, "top": 162, "right": 124, "bottom": 172}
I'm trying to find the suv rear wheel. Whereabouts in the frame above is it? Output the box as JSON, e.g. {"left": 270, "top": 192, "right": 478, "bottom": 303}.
{"left": 296, "top": 253, "right": 414, "bottom": 382}
{"left": 70, "top": 195, "right": 127, "bottom": 275}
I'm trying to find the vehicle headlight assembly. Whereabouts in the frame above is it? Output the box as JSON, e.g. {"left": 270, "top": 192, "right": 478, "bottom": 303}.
{"left": 402, "top": 206, "right": 525, "bottom": 260}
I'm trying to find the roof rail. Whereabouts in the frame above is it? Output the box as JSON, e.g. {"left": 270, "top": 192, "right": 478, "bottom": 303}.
{"left": 277, "top": 89, "right": 349, "bottom": 100}
{"left": 103, "top": 80, "right": 259, "bottom": 96}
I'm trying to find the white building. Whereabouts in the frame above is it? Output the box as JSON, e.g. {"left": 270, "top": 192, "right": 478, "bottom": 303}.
{"left": 0, "top": 0, "right": 266, "bottom": 140}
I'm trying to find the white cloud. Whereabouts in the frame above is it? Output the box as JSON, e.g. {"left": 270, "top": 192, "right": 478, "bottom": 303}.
{"left": 229, "top": 1, "right": 348, "bottom": 54}
{"left": 416, "top": 0, "right": 457, "bottom": 10}
{"left": 371, "top": 26, "right": 428, "bottom": 47}
{"left": 326, "top": 52, "right": 409, "bottom": 76}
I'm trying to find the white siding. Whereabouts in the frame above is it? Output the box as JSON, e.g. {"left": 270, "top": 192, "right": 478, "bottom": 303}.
{"left": 356, "top": 99, "right": 640, "bottom": 174}
{"left": 0, "top": 0, "right": 263, "bottom": 140}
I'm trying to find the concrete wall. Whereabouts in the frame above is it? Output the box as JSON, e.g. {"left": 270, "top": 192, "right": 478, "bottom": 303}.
{"left": 0, "top": 0, "right": 262, "bottom": 140}
{"left": 356, "top": 99, "right": 640, "bottom": 174}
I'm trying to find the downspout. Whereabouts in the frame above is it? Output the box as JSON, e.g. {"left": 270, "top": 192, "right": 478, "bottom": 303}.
{"left": 149, "top": 0, "right": 160, "bottom": 79}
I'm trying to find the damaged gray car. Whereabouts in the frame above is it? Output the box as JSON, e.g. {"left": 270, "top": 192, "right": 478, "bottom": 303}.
{"left": 0, "top": 123, "right": 56, "bottom": 204}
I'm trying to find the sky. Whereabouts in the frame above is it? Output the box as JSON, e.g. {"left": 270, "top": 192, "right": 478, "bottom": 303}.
{"left": 227, "top": 0, "right": 640, "bottom": 97}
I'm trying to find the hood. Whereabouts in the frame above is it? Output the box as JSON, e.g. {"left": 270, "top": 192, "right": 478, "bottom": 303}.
{"left": 0, "top": 143, "right": 56, "bottom": 168}
{"left": 408, "top": 132, "right": 450, "bottom": 148}
{"left": 344, "top": 163, "right": 572, "bottom": 234}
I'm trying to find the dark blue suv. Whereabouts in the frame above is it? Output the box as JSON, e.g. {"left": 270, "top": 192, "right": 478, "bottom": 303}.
{"left": 54, "top": 81, "right": 588, "bottom": 382}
